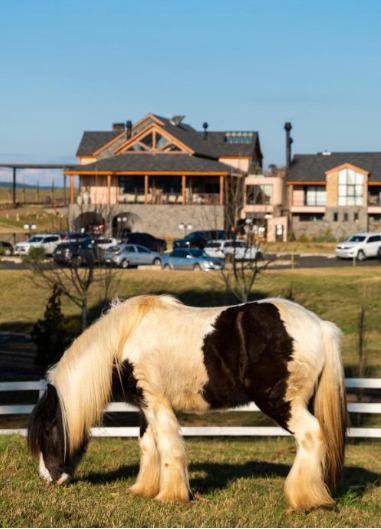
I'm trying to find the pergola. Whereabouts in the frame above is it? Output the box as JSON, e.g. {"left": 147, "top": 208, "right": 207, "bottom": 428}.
{"left": 0, "top": 163, "right": 75, "bottom": 206}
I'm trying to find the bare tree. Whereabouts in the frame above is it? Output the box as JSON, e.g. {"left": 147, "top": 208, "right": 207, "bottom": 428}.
{"left": 218, "top": 228, "right": 275, "bottom": 303}
{"left": 25, "top": 248, "right": 121, "bottom": 332}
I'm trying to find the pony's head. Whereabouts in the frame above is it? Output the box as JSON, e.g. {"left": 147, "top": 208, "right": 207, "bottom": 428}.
{"left": 27, "top": 384, "right": 87, "bottom": 485}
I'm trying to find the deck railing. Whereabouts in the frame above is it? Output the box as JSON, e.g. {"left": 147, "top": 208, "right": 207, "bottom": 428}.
{"left": 1, "top": 379, "right": 380, "bottom": 438}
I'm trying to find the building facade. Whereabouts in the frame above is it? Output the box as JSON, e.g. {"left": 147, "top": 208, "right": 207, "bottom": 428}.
{"left": 65, "top": 114, "right": 263, "bottom": 238}
{"left": 287, "top": 152, "right": 381, "bottom": 240}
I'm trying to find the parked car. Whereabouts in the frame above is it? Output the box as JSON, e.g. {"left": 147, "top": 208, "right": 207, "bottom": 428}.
{"left": 335, "top": 233, "right": 381, "bottom": 261}
{"left": 161, "top": 248, "right": 224, "bottom": 271}
{"left": 55, "top": 232, "right": 91, "bottom": 242}
{"left": 173, "top": 230, "right": 227, "bottom": 250}
{"left": 0, "top": 240, "right": 14, "bottom": 256}
{"left": 204, "top": 239, "right": 263, "bottom": 261}
{"left": 93, "top": 237, "right": 119, "bottom": 251}
{"left": 15, "top": 234, "right": 62, "bottom": 256}
{"left": 122, "top": 232, "right": 167, "bottom": 253}
{"left": 53, "top": 238, "right": 104, "bottom": 266}
{"left": 105, "top": 244, "right": 162, "bottom": 269}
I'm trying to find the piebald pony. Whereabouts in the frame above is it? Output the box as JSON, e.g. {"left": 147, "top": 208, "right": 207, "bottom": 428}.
{"left": 28, "top": 295, "right": 348, "bottom": 510}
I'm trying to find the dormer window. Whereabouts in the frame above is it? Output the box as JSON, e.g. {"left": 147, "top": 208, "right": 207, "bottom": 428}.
{"left": 338, "top": 169, "right": 363, "bottom": 206}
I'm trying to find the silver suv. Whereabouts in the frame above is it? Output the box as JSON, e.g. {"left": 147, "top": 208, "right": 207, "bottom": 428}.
{"left": 335, "top": 233, "right": 381, "bottom": 261}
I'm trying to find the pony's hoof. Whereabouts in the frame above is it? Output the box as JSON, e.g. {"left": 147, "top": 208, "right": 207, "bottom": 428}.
{"left": 154, "top": 491, "right": 191, "bottom": 503}
{"left": 129, "top": 483, "right": 158, "bottom": 498}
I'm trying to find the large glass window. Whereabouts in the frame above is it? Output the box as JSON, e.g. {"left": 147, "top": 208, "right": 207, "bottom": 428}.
{"left": 305, "top": 186, "right": 326, "bottom": 206}
{"left": 119, "top": 176, "right": 144, "bottom": 194}
{"left": 338, "top": 169, "right": 363, "bottom": 206}
{"left": 153, "top": 176, "right": 182, "bottom": 194}
{"left": 246, "top": 184, "right": 273, "bottom": 205}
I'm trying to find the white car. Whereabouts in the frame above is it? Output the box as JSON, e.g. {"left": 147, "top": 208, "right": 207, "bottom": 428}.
{"left": 335, "top": 233, "right": 381, "bottom": 261}
{"left": 15, "top": 234, "right": 62, "bottom": 256}
{"left": 93, "top": 237, "right": 119, "bottom": 251}
{"left": 204, "top": 239, "right": 263, "bottom": 261}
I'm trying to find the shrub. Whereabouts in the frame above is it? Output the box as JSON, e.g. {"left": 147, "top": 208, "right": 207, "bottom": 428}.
{"left": 22, "top": 246, "right": 46, "bottom": 264}
{"left": 31, "top": 285, "right": 68, "bottom": 367}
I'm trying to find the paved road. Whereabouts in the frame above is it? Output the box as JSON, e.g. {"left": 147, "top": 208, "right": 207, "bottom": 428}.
{"left": 269, "top": 254, "right": 381, "bottom": 269}
{"left": 1, "top": 254, "right": 381, "bottom": 271}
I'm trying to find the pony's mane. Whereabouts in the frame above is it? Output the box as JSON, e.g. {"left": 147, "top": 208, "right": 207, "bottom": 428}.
{"left": 48, "top": 294, "right": 182, "bottom": 455}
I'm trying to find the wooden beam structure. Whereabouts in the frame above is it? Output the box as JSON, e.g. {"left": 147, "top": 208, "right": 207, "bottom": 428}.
{"left": 219, "top": 174, "right": 224, "bottom": 205}
{"left": 182, "top": 175, "right": 186, "bottom": 204}
{"left": 144, "top": 175, "right": 149, "bottom": 204}
{"left": 107, "top": 174, "right": 111, "bottom": 205}
{"left": 70, "top": 175, "right": 75, "bottom": 204}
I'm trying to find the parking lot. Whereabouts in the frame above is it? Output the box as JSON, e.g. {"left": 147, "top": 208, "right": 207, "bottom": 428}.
{"left": 1, "top": 253, "right": 381, "bottom": 270}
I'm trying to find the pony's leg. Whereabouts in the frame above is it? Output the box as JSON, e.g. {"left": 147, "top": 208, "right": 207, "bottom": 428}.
{"left": 285, "top": 404, "right": 335, "bottom": 510}
{"left": 129, "top": 415, "right": 160, "bottom": 498}
{"left": 145, "top": 400, "right": 191, "bottom": 502}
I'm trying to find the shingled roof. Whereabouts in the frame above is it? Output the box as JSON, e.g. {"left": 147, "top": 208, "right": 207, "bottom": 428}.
{"left": 76, "top": 115, "right": 261, "bottom": 161}
{"left": 76, "top": 131, "right": 124, "bottom": 156}
{"left": 288, "top": 152, "right": 381, "bottom": 183}
{"left": 69, "top": 153, "right": 243, "bottom": 175}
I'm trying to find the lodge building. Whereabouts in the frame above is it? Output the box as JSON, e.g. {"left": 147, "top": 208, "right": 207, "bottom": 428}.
{"left": 65, "top": 113, "right": 263, "bottom": 238}
{"left": 286, "top": 152, "right": 381, "bottom": 239}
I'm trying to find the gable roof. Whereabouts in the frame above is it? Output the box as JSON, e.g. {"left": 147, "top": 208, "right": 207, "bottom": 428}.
{"left": 288, "top": 152, "right": 381, "bottom": 183}
{"left": 75, "top": 114, "right": 261, "bottom": 162}
{"left": 66, "top": 153, "right": 243, "bottom": 175}
{"left": 76, "top": 131, "right": 122, "bottom": 156}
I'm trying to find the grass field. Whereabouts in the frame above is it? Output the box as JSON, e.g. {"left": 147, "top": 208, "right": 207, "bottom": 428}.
{"left": 0, "top": 436, "right": 380, "bottom": 528}
{"left": 1, "top": 266, "right": 380, "bottom": 376}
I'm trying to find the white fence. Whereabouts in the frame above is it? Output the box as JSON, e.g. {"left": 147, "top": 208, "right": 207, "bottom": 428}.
{"left": 1, "top": 378, "right": 381, "bottom": 438}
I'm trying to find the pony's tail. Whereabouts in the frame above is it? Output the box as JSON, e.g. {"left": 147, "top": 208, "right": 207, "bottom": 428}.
{"left": 314, "top": 321, "right": 348, "bottom": 490}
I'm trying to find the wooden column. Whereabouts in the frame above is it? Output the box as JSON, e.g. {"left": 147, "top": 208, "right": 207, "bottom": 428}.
{"left": 182, "top": 175, "right": 186, "bottom": 204}
{"left": 144, "top": 175, "right": 148, "bottom": 204}
{"left": 219, "top": 174, "right": 224, "bottom": 205}
{"left": 70, "top": 174, "right": 74, "bottom": 204}
{"left": 107, "top": 174, "right": 111, "bottom": 205}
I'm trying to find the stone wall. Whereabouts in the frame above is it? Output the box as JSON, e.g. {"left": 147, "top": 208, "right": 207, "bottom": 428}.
{"left": 68, "top": 204, "right": 224, "bottom": 239}
{"left": 291, "top": 206, "right": 368, "bottom": 240}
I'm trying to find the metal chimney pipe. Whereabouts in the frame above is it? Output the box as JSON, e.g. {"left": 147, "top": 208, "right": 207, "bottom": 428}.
{"left": 126, "top": 120, "right": 133, "bottom": 139}
{"left": 284, "top": 122, "right": 293, "bottom": 172}
{"left": 203, "top": 122, "right": 208, "bottom": 140}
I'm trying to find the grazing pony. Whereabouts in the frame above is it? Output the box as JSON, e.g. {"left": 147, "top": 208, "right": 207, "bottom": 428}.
{"left": 28, "top": 295, "right": 348, "bottom": 510}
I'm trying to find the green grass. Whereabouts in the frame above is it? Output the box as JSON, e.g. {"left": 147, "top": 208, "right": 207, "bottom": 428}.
{"left": 1, "top": 266, "right": 380, "bottom": 375}
{"left": 0, "top": 436, "right": 380, "bottom": 527}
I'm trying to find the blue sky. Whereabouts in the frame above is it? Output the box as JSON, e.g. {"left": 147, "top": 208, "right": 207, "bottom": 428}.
{"left": 1, "top": 0, "right": 381, "bottom": 185}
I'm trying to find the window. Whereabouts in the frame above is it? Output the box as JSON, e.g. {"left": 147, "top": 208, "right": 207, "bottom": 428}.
{"left": 338, "top": 169, "right": 364, "bottom": 206}
{"left": 225, "top": 132, "right": 254, "bottom": 143}
{"left": 246, "top": 185, "right": 273, "bottom": 205}
{"left": 137, "top": 246, "right": 150, "bottom": 253}
{"left": 343, "top": 213, "right": 348, "bottom": 222}
{"left": 298, "top": 213, "right": 324, "bottom": 222}
{"left": 119, "top": 176, "right": 144, "bottom": 194}
{"left": 367, "top": 235, "right": 381, "bottom": 243}
{"left": 333, "top": 212, "right": 338, "bottom": 222}
{"left": 354, "top": 212, "right": 359, "bottom": 222}
{"left": 305, "top": 186, "right": 326, "bottom": 206}
{"left": 153, "top": 176, "right": 182, "bottom": 194}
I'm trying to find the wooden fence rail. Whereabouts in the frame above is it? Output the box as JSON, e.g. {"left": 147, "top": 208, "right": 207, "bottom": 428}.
{"left": 1, "top": 378, "right": 380, "bottom": 438}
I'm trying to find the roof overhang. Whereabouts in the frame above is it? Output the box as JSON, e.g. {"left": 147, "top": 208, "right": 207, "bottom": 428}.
{"left": 325, "top": 162, "right": 369, "bottom": 176}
